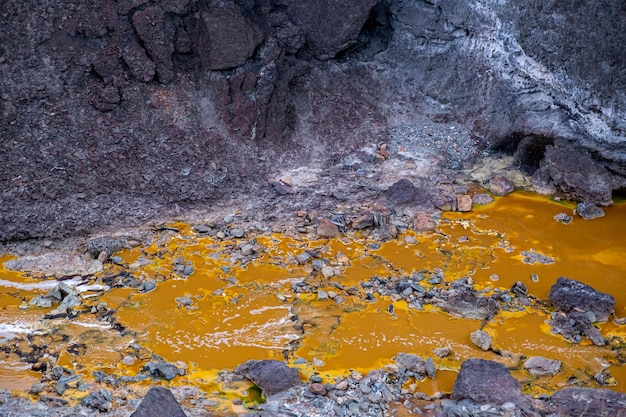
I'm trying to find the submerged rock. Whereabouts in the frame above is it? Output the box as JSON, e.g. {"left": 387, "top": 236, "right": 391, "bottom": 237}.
{"left": 549, "top": 277, "right": 615, "bottom": 322}
{"left": 234, "top": 360, "right": 300, "bottom": 396}
{"left": 130, "top": 387, "right": 187, "bottom": 417}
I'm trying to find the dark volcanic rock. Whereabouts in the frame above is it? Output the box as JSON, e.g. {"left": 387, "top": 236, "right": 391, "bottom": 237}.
{"left": 2, "top": 0, "right": 626, "bottom": 242}
{"left": 132, "top": 6, "right": 176, "bottom": 84}
{"left": 384, "top": 179, "right": 428, "bottom": 206}
{"left": 193, "top": 2, "right": 264, "bottom": 70}
{"left": 551, "top": 387, "right": 626, "bottom": 417}
{"left": 451, "top": 359, "right": 527, "bottom": 406}
{"left": 279, "top": 0, "right": 378, "bottom": 59}
{"left": 548, "top": 311, "right": 605, "bottom": 346}
{"left": 130, "top": 386, "right": 187, "bottom": 417}
{"left": 532, "top": 140, "right": 616, "bottom": 205}
{"left": 234, "top": 360, "right": 300, "bottom": 396}
{"left": 548, "top": 277, "right": 615, "bottom": 322}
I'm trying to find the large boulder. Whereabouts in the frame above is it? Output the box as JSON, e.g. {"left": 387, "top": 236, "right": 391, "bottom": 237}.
{"left": 234, "top": 360, "right": 300, "bottom": 396}
{"left": 551, "top": 388, "right": 626, "bottom": 417}
{"left": 548, "top": 277, "right": 615, "bottom": 322}
{"left": 277, "top": 0, "right": 378, "bottom": 59}
{"left": 451, "top": 359, "right": 528, "bottom": 406}
{"left": 193, "top": 2, "right": 264, "bottom": 70}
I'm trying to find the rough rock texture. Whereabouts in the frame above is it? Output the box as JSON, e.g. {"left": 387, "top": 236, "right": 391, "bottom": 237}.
{"left": 451, "top": 359, "right": 527, "bottom": 406}
{"left": 1, "top": 0, "right": 626, "bottom": 241}
{"left": 130, "top": 386, "right": 187, "bottom": 417}
{"left": 551, "top": 388, "right": 626, "bottom": 417}
{"left": 549, "top": 277, "right": 615, "bottom": 322}
{"left": 234, "top": 360, "right": 300, "bottom": 396}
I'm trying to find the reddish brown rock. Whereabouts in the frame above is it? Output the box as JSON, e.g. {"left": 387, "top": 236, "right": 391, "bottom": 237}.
{"left": 317, "top": 219, "right": 340, "bottom": 238}
{"left": 456, "top": 194, "right": 473, "bottom": 212}
{"left": 488, "top": 176, "right": 514, "bottom": 196}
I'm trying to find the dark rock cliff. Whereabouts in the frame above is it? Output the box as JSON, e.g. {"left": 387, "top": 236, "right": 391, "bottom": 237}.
{"left": 1, "top": 0, "right": 625, "bottom": 241}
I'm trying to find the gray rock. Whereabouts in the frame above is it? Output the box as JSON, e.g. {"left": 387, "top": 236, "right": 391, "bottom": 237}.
{"left": 87, "top": 236, "right": 123, "bottom": 259}
{"left": 82, "top": 389, "right": 113, "bottom": 412}
{"left": 234, "top": 360, "right": 300, "bottom": 396}
{"left": 470, "top": 330, "right": 492, "bottom": 351}
{"left": 130, "top": 386, "right": 187, "bottom": 417}
{"left": 549, "top": 277, "right": 615, "bottom": 322}
{"left": 230, "top": 228, "right": 245, "bottom": 238}
{"left": 436, "top": 289, "right": 499, "bottom": 320}
{"left": 143, "top": 361, "right": 180, "bottom": 381}
{"left": 451, "top": 359, "right": 528, "bottom": 406}
{"left": 549, "top": 311, "right": 606, "bottom": 346}
{"left": 5, "top": 253, "right": 103, "bottom": 277}
{"left": 523, "top": 356, "right": 561, "bottom": 376}
{"left": 577, "top": 201, "right": 606, "bottom": 220}
{"left": 395, "top": 353, "right": 426, "bottom": 375}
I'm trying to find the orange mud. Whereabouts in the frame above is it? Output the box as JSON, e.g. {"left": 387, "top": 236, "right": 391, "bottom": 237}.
{"left": 1, "top": 192, "right": 625, "bottom": 410}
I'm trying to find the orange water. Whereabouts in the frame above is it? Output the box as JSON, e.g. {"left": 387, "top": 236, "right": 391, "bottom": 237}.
{"left": 0, "top": 192, "right": 625, "bottom": 408}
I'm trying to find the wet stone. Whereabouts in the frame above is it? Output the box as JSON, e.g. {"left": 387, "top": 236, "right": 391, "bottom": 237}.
{"left": 470, "top": 330, "right": 492, "bottom": 351}
{"left": 554, "top": 212, "right": 573, "bottom": 224}
{"left": 130, "top": 386, "right": 187, "bottom": 417}
{"left": 576, "top": 201, "right": 605, "bottom": 220}
{"left": 317, "top": 219, "right": 340, "bottom": 238}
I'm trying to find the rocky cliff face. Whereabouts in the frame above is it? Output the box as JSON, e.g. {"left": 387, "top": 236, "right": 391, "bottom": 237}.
{"left": 1, "top": 0, "right": 625, "bottom": 241}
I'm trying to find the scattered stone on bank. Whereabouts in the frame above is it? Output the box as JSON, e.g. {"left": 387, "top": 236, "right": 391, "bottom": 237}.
{"left": 548, "top": 277, "right": 615, "bottom": 322}
{"left": 576, "top": 201, "right": 606, "bottom": 220}
{"left": 352, "top": 214, "right": 375, "bottom": 229}
{"left": 523, "top": 356, "right": 561, "bottom": 376}
{"left": 554, "top": 212, "right": 573, "bottom": 224}
{"left": 317, "top": 218, "right": 340, "bottom": 238}
{"left": 451, "top": 359, "right": 528, "bottom": 407}
{"left": 394, "top": 353, "right": 427, "bottom": 376}
{"left": 87, "top": 236, "right": 123, "bottom": 260}
{"left": 130, "top": 386, "right": 188, "bottom": 417}
{"left": 551, "top": 387, "right": 626, "bottom": 417}
{"left": 472, "top": 193, "right": 494, "bottom": 205}
{"left": 82, "top": 389, "right": 113, "bottom": 412}
{"left": 487, "top": 176, "right": 514, "bottom": 196}
{"left": 470, "top": 330, "right": 492, "bottom": 351}
{"left": 234, "top": 360, "right": 300, "bottom": 396}
{"left": 143, "top": 360, "right": 185, "bottom": 381}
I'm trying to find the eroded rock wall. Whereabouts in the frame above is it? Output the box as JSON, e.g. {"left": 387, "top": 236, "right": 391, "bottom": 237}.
{"left": 1, "top": 0, "right": 625, "bottom": 241}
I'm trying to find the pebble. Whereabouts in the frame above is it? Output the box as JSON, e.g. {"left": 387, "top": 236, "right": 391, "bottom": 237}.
{"left": 231, "top": 228, "right": 245, "bottom": 238}
{"left": 403, "top": 235, "right": 417, "bottom": 245}
{"left": 322, "top": 266, "right": 335, "bottom": 278}
{"left": 310, "top": 383, "right": 327, "bottom": 396}
{"left": 317, "top": 290, "right": 328, "bottom": 300}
